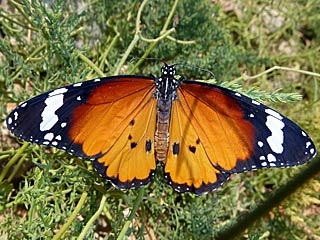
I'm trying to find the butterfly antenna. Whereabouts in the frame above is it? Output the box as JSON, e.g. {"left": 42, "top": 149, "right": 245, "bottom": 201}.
{"left": 129, "top": 57, "right": 165, "bottom": 64}
{"left": 174, "top": 63, "right": 215, "bottom": 78}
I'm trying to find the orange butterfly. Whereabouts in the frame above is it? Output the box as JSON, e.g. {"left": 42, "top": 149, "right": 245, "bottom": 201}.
{"left": 6, "top": 64, "right": 316, "bottom": 195}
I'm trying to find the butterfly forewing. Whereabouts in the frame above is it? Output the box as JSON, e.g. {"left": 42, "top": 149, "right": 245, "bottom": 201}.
{"left": 6, "top": 76, "right": 157, "bottom": 188}
{"left": 177, "top": 81, "right": 316, "bottom": 174}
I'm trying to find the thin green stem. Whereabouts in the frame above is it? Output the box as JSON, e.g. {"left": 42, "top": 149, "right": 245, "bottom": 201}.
{"left": 8, "top": 154, "right": 27, "bottom": 182}
{"left": 9, "top": 44, "right": 47, "bottom": 81}
{"left": 215, "top": 155, "right": 320, "bottom": 240}
{"left": 99, "top": 29, "right": 120, "bottom": 71}
{"left": 116, "top": 188, "right": 145, "bottom": 240}
{"left": 8, "top": 0, "right": 35, "bottom": 27}
{"left": 234, "top": 66, "right": 320, "bottom": 82}
{"left": 128, "top": 42, "right": 157, "bottom": 74}
{"left": 309, "top": 56, "right": 318, "bottom": 102}
{"left": 77, "top": 51, "right": 105, "bottom": 78}
{"left": 0, "top": 20, "right": 22, "bottom": 33}
{"left": 0, "top": 154, "right": 11, "bottom": 161}
{"left": 166, "top": 35, "right": 196, "bottom": 44}
{"left": 114, "top": 0, "right": 149, "bottom": 75}
{"left": 77, "top": 195, "right": 107, "bottom": 240}
{"left": 160, "top": 0, "right": 179, "bottom": 34}
{"left": 129, "top": 0, "right": 178, "bottom": 72}
{"left": 0, "top": 142, "right": 29, "bottom": 183}
{"left": 140, "top": 28, "right": 176, "bottom": 43}
{"left": 52, "top": 191, "right": 88, "bottom": 240}
{"left": 0, "top": 11, "right": 38, "bottom": 31}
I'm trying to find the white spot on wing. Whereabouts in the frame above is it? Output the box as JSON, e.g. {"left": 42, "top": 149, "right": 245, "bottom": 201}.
{"left": 265, "top": 108, "right": 283, "bottom": 120}
{"left": 266, "top": 115, "right": 285, "bottom": 154}
{"left": 73, "top": 82, "right": 82, "bottom": 87}
{"left": 258, "top": 141, "right": 263, "bottom": 147}
{"left": 48, "top": 87, "right": 68, "bottom": 96}
{"left": 40, "top": 88, "right": 68, "bottom": 131}
{"left": 252, "top": 100, "right": 260, "bottom": 105}
{"left": 77, "top": 96, "right": 81, "bottom": 101}
{"left": 306, "top": 142, "right": 311, "bottom": 148}
{"left": 14, "top": 112, "right": 18, "bottom": 120}
{"left": 235, "top": 93, "right": 241, "bottom": 97}
{"left": 61, "top": 122, "right": 67, "bottom": 128}
{"left": 44, "top": 132, "right": 54, "bottom": 141}
{"left": 267, "top": 154, "right": 277, "bottom": 162}
{"left": 310, "top": 148, "right": 315, "bottom": 155}
{"left": 7, "top": 117, "right": 12, "bottom": 125}
{"left": 302, "top": 131, "right": 306, "bottom": 137}
{"left": 94, "top": 78, "right": 101, "bottom": 82}
{"left": 21, "top": 102, "right": 27, "bottom": 107}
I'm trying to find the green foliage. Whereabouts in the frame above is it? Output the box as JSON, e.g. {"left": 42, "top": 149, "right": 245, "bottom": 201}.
{"left": 0, "top": 0, "right": 319, "bottom": 239}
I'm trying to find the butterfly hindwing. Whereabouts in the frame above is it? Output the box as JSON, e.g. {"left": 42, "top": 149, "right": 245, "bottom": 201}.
{"left": 165, "top": 97, "right": 231, "bottom": 195}
{"left": 92, "top": 95, "right": 157, "bottom": 189}
{"left": 6, "top": 76, "right": 157, "bottom": 189}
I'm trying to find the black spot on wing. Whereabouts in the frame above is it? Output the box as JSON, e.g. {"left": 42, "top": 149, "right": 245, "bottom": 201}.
{"left": 189, "top": 145, "right": 196, "bottom": 153}
{"left": 131, "top": 142, "right": 137, "bottom": 149}
{"left": 128, "top": 134, "right": 132, "bottom": 140}
{"left": 146, "top": 139, "right": 152, "bottom": 152}
{"left": 130, "top": 119, "right": 135, "bottom": 126}
{"left": 173, "top": 142, "right": 180, "bottom": 155}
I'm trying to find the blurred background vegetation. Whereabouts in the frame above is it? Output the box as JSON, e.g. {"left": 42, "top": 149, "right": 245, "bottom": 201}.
{"left": 0, "top": 0, "right": 319, "bottom": 239}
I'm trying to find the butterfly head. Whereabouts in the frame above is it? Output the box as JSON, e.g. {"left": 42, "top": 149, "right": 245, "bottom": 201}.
{"left": 155, "top": 64, "right": 181, "bottom": 101}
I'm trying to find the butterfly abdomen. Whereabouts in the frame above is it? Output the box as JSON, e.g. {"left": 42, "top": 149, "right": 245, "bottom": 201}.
{"left": 154, "top": 64, "right": 182, "bottom": 162}
{"left": 155, "top": 99, "right": 172, "bottom": 162}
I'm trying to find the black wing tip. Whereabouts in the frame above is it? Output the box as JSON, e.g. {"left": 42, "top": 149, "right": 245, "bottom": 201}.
{"left": 93, "top": 159, "right": 156, "bottom": 190}
{"left": 164, "top": 172, "right": 230, "bottom": 196}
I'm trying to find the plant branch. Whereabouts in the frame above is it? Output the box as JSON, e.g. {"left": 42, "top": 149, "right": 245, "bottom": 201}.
{"left": 52, "top": 191, "right": 88, "bottom": 240}
{"left": 78, "top": 194, "right": 107, "bottom": 240}
{"left": 117, "top": 188, "right": 145, "bottom": 240}
{"left": 0, "top": 142, "right": 29, "bottom": 183}
{"left": 234, "top": 66, "right": 320, "bottom": 82}
{"left": 114, "top": 0, "right": 149, "bottom": 75}
{"left": 215, "top": 155, "right": 320, "bottom": 240}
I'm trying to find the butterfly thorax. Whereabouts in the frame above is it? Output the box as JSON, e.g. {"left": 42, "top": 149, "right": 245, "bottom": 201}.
{"left": 154, "top": 65, "right": 181, "bottom": 162}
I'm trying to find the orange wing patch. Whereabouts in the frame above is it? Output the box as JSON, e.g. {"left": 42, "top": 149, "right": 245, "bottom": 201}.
{"left": 69, "top": 79, "right": 157, "bottom": 189}
{"left": 164, "top": 83, "right": 255, "bottom": 195}
{"left": 178, "top": 83, "right": 255, "bottom": 170}
{"left": 165, "top": 100, "right": 229, "bottom": 195}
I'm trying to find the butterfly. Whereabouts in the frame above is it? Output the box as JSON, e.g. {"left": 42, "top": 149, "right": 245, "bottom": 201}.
{"left": 6, "top": 64, "right": 317, "bottom": 195}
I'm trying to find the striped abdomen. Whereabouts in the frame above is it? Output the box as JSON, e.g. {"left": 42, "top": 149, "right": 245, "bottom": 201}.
{"left": 154, "top": 99, "right": 172, "bottom": 162}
